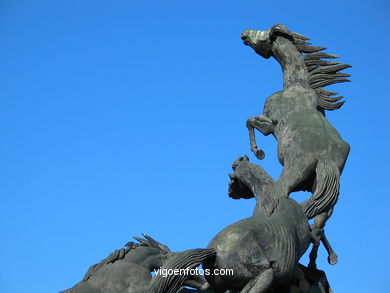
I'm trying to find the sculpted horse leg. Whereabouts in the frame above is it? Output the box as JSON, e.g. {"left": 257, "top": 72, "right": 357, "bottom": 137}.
{"left": 276, "top": 161, "right": 317, "bottom": 197}
{"left": 309, "top": 208, "right": 338, "bottom": 268}
{"left": 277, "top": 160, "right": 339, "bottom": 267}
{"left": 321, "top": 232, "right": 338, "bottom": 265}
{"left": 308, "top": 236, "right": 320, "bottom": 269}
{"left": 246, "top": 115, "right": 275, "bottom": 160}
{"left": 240, "top": 268, "right": 274, "bottom": 293}
{"left": 184, "top": 274, "right": 211, "bottom": 290}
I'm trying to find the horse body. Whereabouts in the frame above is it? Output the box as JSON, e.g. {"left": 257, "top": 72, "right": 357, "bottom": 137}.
{"left": 61, "top": 245, "right": 166, "bottom": 293}
{"left": 203, "top": 158, "right": 311, "bottom": 293}
{"left": 242, "top": 25, "right": 351, "bottom": 218}
{"left": 241, "top": 24, "right": 351, "bottom": 267}
{"left": 206, "top": 200, "right": 310, "bottom": 290}
{"left": 266, "top": 89, "right": 350, "bottom": 196}
{"left": 61, "top": 235, "right": 213, "bottom": 293}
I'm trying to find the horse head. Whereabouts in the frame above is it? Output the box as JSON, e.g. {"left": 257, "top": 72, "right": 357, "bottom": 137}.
{"left": 242, "top": 24, "right": 351, "bottom": 113}
{"left": 228, "top": 156, "right": 282, "bottom": 216}
{"left": 241, "top": 24, "right": 293, "bottom": 59}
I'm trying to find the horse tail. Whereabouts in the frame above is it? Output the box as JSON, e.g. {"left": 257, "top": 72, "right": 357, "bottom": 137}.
{"left": 301, "top": 156, "right": 340, "bottom": 219}
{"left": 145, "top": 248, "right": 216, "bottom": 293}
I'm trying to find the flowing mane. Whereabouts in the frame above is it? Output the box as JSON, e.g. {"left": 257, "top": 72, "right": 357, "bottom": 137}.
{"left": 280, "top": 29, "right": 352, "bottom": 112}
{"left": 82, "top": 234, "right": 169, "bottom": 282}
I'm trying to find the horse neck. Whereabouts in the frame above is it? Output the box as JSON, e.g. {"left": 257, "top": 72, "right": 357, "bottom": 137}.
{"left": 252, "top": 176, "right": 282, "bottom": 214}
{"left": 271, "top": 36, "right": 310, "bottom": 89}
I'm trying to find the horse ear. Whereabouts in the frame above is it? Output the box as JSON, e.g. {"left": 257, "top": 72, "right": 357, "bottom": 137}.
{"left": 133, "top": 236, "right": 149, "bottom": 246}
{"left": 142, "top": 233, "right": 171, "bottom": 253}
{"left": 269, "top": 24, "right": 293, "bottom": 41}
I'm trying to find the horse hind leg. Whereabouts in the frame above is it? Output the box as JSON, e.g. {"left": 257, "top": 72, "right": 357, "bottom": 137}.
{"left": 240, "top": 268, "right": 274, "bottom": 293}
{"left": 308, "top": 240, "right": 320, "bottom": 269}
{"left": 276, "top": 161, "right": 317, "bottom": 197}
{"left": 308, "top": 222, "right": 322, "bottom": 269}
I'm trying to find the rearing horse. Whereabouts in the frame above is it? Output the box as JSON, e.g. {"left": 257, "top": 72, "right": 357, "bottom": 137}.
{"left": 241, "top": 24, "right": 351, "bottom": 267}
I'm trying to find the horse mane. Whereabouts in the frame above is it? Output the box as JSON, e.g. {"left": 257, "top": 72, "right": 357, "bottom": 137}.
{"left": 82, "top": 234, "right": 168, "bottom": 282}
{"left": 145, "top": 248, "right": 216, "bottom": 293}
{"left": 277, "top": 27, "right": 352, "bottom": 113}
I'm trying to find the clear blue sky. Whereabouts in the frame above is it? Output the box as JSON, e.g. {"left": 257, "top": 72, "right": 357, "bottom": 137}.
{"left": 1, "top": 1, "right": 389, "bottom": 292}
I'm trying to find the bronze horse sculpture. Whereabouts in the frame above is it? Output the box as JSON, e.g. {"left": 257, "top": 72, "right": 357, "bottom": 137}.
{"left": 59, "top": 24, "right": 349, "bottom": 293}
{"left": 203, "top": 157, "right": 312, "bottom": 293}
{"left": 241, "top": 24, "right": 351, "bottom": 267}
{"left": 61, "top": 234, "right": 214, "bottom": 293}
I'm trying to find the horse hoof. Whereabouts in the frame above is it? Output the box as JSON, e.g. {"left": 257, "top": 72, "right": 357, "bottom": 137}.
{"left": 328, "top": 253, "right": 338, "bottom": 265}
{"left": 254, "top": 148, "right": 265, "bottom": 160}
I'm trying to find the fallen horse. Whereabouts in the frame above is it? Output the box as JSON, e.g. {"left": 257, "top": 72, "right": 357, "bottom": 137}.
{"left": 61, "top": 234, "right": 214, "bottom": 293}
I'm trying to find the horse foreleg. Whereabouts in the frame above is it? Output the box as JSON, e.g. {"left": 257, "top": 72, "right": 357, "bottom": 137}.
{"left": 308, "top": 229, "right": 338, "bottom": 268}
{"left": 309, "top": 243, "right": 320, "bottom": 269}
{"left": 315, "top": 209, "right": 338, "bottom": 265}
{"left": 183, "top": 274, "right": 210, "bottom": 290}
{"left": 246, "top": 121, "right": 264, "bottom": 160}
{"left": 321, "top": 233, "right": 338, "bottom": 265}
{"left": 308, "top": 209, "right": 338, "bottom": 267}
{"left": 240, "top": 268, "right": 274, "bottom": 293}
{"left": 246, "top": 115, "right": 275, "bottom": 160}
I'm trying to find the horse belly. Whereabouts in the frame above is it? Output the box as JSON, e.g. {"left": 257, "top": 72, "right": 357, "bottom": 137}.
{"left": 254, "top": 222, "right": 300, "bottom": 281}
{"left": 204, "top": 218, "right": 303, "bottom": 291}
